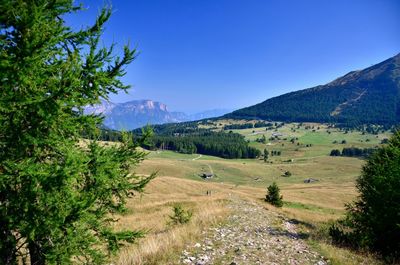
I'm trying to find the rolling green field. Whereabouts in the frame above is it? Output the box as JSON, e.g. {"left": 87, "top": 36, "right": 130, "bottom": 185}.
{"left": 136, "top": 121, "right": 392, "bottom": 223}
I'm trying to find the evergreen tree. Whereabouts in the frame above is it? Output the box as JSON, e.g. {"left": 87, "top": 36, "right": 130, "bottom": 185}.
{"left": 0, "top": 1, "right": 154, "bottom": 264}
{"left": 330, "top": 131, "right": 400, "bottom": 257}
{"left": 265, "top": 182, "right": 283, "bottom": 207}
{"left": 330, "top": 149, "right": 341, "bottom": 156}
{"left": 263, "top": 148, "right": 269, "bottom": 162}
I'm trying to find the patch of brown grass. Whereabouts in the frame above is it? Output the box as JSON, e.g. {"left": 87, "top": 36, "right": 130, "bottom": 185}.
{"left": 113, "top": 177, "right": 232, "bottom": 265}
{"left": 311, "top": 242, "right": 384, "bottom": 265}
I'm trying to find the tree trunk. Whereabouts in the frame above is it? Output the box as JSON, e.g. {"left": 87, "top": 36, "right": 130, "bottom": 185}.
{"left": 28, "top": 241, "right": 45, "bottom": 265}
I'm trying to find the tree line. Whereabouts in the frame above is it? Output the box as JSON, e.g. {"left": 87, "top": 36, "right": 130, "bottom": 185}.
{"left": 223, "top": 121, "right": 274, "bottom": 130}
{"left": 92, "top": 126, "right": 261, "bottom": 159}
{"left": 330, "top": 147, "right": 377, "bottom": 157}
{"left": 151, "top": 132, "right": 261, "bottom": 159}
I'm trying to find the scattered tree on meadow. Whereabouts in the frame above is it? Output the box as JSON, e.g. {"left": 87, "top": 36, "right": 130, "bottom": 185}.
{"left": 330, "top": 149, "right": 341, "bottom": 156}
{"left": 381, "top": 138, "right": 389, "bottom": 144}
{"left": 282, "top": 171, "right": 292, "bottom": 177}
{"left": 0, "top": 1, "right": 154, "bottom": 264}
{"left": 265, "top": 182, "right": 283, "bottom": 207}
{"left": 330, "top": 131, "right": 400, "bottom": 258}
{"left": 263, "top": 148, "right": 269, "bottom": 162}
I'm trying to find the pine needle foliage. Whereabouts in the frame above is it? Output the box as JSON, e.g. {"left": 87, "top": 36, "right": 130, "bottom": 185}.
{"left": 167, "top": 204, "right": 193, "bottom": 226}
{"left": 265, "top": 182, "right": 283, "bottom": 207}
{"left": 330, "top": 130, "right": 400, "bottom": 258}
{"left": 0, "top": 1, "right": 154, "bottom": 264}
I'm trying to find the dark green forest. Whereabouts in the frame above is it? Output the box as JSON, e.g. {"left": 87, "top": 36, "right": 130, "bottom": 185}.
{"left": 96, "top": 122, "right": 261, "bottom": 159}
{"left": 151, "top": 132, "right": 261, "bottom": 159}
{"left": 223, "top": 121, "right": 274, "bottom": 130}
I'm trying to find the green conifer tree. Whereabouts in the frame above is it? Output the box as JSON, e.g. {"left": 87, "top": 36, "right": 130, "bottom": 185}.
{"left": 263, "top": 148, "right": 269, "bottom": 162}
{"left": 330, "top": 130, "right": 400, "bottom": 257}
{"left": 0, "top": 1, "right": 154, "bottom": 264}
{"left": 261, "top": 134, "right": 266, "bottom": 144}
{"left": 265, "top": 182, "right": 283, "bottom": 207}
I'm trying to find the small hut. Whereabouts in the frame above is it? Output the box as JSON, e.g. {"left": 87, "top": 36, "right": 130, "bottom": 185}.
{"left": 303, "top": 178, "right": 319, "bottom": 183}
{"left": 200, "top": 173, "right": 214, "bottom": 179}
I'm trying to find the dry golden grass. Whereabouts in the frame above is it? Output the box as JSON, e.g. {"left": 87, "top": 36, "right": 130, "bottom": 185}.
{"left": 111, "top": 175, "right": 386, "bottom": 265}
{"left": 113, "top": 177, "right": 237, "bottom": 265}
{"left": 114, "top": 172, "right": 364, "bottom": 265}
{"left": 280, "top": 183, "right": 357, "bottom": 223}
{"left": 312, "top": 242, "right": 385, "bottom": 265}
{"left": 112, "top": 135, "right": 388, "bottom": 265}
{"left": 113, "top": 175, "right": 311, "bottom": 264}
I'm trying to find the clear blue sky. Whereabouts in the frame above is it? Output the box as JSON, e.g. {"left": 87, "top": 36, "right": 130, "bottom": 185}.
{"left": 69, "top": 0, "right": 400, "bottom": 113}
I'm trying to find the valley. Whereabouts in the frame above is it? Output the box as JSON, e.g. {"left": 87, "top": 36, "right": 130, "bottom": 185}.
{"left": 113, "top": 121, "right": 391, "bottom": 264}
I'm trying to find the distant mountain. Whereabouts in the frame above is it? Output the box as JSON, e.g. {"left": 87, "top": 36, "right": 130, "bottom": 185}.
{"left": 84, "top": 100, "right": 184, "bottom": 130}
{"left": 84, "top": 100, "right": 116, "bottom": 115}
{"left": 85, "top": 100, "right": 231, "bottom": 130}
{"left": 187, "top": 109, "right": 232, "bottom": 121}
{"left": 226, "top": 54, "right": 400, "bottom": 126}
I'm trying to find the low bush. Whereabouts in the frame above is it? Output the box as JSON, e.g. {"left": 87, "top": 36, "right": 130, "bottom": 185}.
{"left": 168, "top": 204, "right": 193, "bottom": 225}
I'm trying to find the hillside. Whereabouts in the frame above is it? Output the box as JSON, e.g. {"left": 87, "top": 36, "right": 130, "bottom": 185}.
{"left": 226, "top": 54, "right": 400, "bottom": 125}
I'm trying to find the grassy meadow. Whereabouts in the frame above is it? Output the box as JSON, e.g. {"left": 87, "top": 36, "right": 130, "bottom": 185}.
{"left": 115, "top": 121, "right": 390, "bottom": 264}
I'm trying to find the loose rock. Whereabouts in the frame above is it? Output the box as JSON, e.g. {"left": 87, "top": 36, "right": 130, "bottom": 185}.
{"left": 180, "top": 197, "right": 328, "bottom": 265}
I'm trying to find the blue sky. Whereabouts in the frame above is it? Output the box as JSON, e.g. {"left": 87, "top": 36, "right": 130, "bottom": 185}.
{"left": 69, "top": 0, "right": 400, "bottom": 113}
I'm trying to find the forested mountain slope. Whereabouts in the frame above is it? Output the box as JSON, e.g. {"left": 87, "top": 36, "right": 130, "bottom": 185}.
{"left": 226, "top": 54, "right": 400, "bottom": 125}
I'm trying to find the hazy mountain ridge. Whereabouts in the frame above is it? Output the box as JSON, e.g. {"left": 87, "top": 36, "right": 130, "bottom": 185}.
{"left": 226, "top": 54, "right": 400, "bottom": 125}
{"left": 187, "top": 109, "right": 232, "bottom": 121}
{"left": 85, "top": 100, "right": 231, "bottom": 130}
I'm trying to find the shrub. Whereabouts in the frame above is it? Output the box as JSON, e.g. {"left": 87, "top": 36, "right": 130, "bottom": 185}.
{"left": 282, "top": 171, "right": 292, "bottom": 177}
{"left": 381, "top": 138, "right": 389, "bottom": 144}
{"left": 265, "top": 182, "right": 283, "bottom": 207}
{"left": 330, "top": 149, "right": 341, "bottom": 156}
{"left": 329, "top": 130, "right": 400, "bottom": 258}
{"left": 168, "top": 204, "right": 193, "bottom": 225}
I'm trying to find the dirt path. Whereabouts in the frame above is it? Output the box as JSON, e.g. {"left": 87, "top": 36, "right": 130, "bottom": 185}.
{"left": 191, "top": 155, "right": 213, "bottom": 175}
{"left": 193, "top": 154, "right": 203, "bottom": 161}
{"left": 180, "top": 197, "right": 328, "bottom": 265}
{"left": 206, "top": 164, "right": 214, "bottom": 175}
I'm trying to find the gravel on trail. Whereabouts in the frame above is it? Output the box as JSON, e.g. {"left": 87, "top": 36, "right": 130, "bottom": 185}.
{"left": 180, "top": 197, "right": 329, "bottom": 265}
